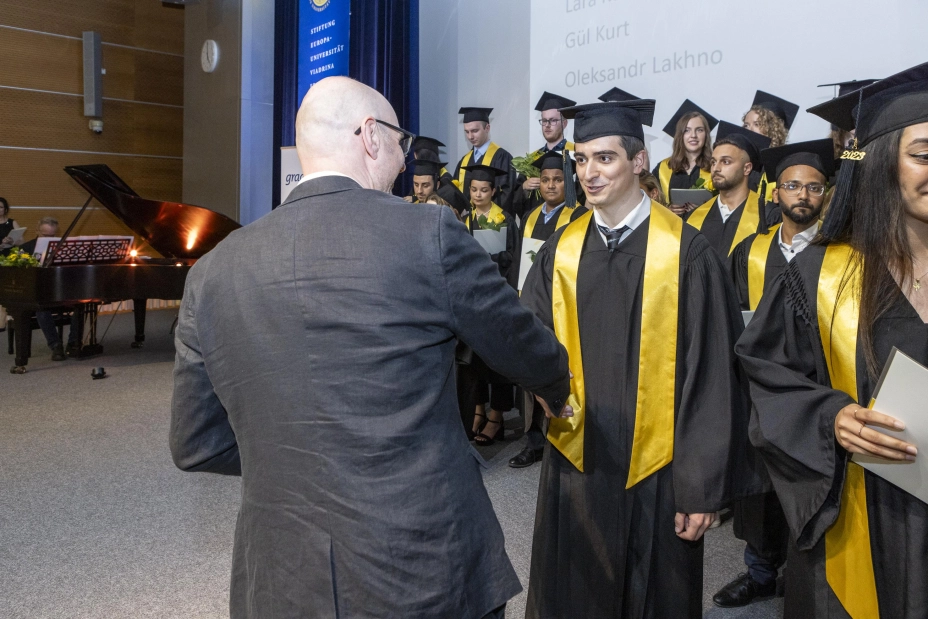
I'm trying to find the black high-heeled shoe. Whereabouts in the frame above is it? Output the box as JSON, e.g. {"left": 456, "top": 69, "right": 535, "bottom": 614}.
{"left": 474, "top": 416, "right": 505, "bottom": 446}
{"left": 470, "top": 411, "right": 488, "bottom": 441}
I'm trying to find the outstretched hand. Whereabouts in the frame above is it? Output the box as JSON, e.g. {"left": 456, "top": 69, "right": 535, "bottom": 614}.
{"left": 674, "top": 512, "right": 715, "bottom": 541}
{"left": 834, "top": 403, "right": 917, "bottom": 461}
{"left": 535, "top": 394, "right": 573, "bottom": 418}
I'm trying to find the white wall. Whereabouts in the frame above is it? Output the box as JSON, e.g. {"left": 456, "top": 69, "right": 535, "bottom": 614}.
{"left": 419, "top": 0, "right": 533, "bottom": 166}
{"left": 422, "top": 0, "right": 928, "bottom": 168}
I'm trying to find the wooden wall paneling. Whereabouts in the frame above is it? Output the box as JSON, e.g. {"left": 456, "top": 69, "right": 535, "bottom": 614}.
{"left": 0, "top": 28, "right": 183, "bottom": 107}
{"left": 1, "top": 0, "right": 184, "bottom": 56}
{"left": 0, "top": 89, "right": 183, "bottom": 157}
{"left": 0, "top": 26, "right": 82, "bottom": 94}
{"left": 0, "top": 149, "right": 183, "bottom": 207}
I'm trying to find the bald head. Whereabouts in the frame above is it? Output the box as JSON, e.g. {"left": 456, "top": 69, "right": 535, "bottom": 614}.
{"left": 295, "top": 77, "right": 405, "bottom": 192}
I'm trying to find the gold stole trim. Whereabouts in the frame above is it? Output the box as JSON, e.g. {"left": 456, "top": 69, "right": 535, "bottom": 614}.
{"left": 454, "top": 142, "right": 501, "bottom": 191}
{"left": 818, "top": 243, "right": 880, "bottom": 618}
{"left": 657, "top": 160, "right": 713, "bottom": 202}
{"left": 747, "top": 224, "right": 781, "bottom": 311}
{"left": 464, "top": 203, "right": 503, "bottom": 229}
{"left": 658, "top": 159, "right": 673, "bottom": 200}
{"left": 550, "top": 204, "right": 682, "bottom": 483}
{"left": 565, "top": 141, "right": 574, "bottom": 151}
{"left": 687, "top": 191, "right": 761, "bottom": 256}
{"left": 523, "top": 205, "right": 574, "bottom": 239}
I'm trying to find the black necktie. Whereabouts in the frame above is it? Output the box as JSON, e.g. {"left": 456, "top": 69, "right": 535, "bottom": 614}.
{"left": 597, "top": 224, "right": 629, "bottom": 251}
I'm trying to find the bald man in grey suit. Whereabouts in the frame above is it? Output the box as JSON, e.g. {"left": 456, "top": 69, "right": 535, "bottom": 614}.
{"left": 170, "top": 77, "right": 571, "bottom": 619}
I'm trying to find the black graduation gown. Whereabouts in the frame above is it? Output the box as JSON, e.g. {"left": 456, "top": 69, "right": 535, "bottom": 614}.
{"left": 727, "top": 232, "right": 791, "bottom": 562}
{"left": 453, "top": 146, "right": 516, "bottom": 214}
{"left": 650, "top": 163, "right": 703, "bottom": 195}
{"left": 729, "top": 231, "right": 789, "bottom": 311}
{"left": 521, "top": 216, "right": 755, "bottom": 619}
{"left": 515, "top": 204, "right": 588, "bottom": 280}
{"left": 736, "top": 246, "right": 928, "bottom": 618}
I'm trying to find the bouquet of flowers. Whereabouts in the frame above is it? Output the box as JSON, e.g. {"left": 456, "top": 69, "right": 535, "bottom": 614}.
{"left": 477, "top": 211, "right": 506, "bottom": 232}
{"left": 0, "top": 248, "right": 39, "bottom": 267}
{"left": 692, "top": 176, "right": 718, "bottom": 195}
{"left": 512, "top": 150, "right": 545, "bottom": 200}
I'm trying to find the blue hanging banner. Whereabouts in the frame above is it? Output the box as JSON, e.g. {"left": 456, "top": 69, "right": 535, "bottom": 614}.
{"left": 297, "top": 0, "right": 350, "bottom": 105}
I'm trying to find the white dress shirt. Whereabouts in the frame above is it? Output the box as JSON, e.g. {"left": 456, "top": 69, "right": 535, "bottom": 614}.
{"left": 593, "top": 191, "right": 651, "bottom": 246}
{"left": 297, "top": 170, "right": 359, "bottom": 186}
{"left": 717, "top": 197, "right": 734, "bottom": 223}
{"left": 779, "top": 221, "right": 820, "bottom": 262}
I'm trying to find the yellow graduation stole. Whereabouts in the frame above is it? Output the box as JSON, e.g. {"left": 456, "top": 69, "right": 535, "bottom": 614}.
{"left": 687, "top": 190, "right": 761, "bottom": 256}
{"left": 454, "top": 142, "right": 501, "bottom": 191}
{"left": 746, "top": 224, "right": 781, "bottom": 310}
{"left": 523, "top": 204, "right": 575, "bottom": 239}
{"left": 464, "top": 203, "right": 504, "bottom": 229}
{"left": 657, "top": 158, "right": 713, "bottom": 202}
{"left": 550, "top": 204, "right": 682, "bottom": 485}
{"left": 817, "top": 243, "right": 879, "bottom": 618}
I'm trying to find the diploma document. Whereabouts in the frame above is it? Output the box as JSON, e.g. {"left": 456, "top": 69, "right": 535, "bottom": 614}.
{"left": 518, "top": 237, "right": 545, "bottom": 292}
{"left": 473, "top": 228, "right": 507, "bottom": 255}
{"left": 853, "top": 347, "right": 928, "bottom": 504}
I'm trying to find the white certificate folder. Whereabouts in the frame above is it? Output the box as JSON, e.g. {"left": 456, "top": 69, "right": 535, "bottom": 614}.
{"left": 852, "top": 347, "right": 928, "bottom": 504}
{"left": 473, "top": 228, "right": 507, "bottom": 255}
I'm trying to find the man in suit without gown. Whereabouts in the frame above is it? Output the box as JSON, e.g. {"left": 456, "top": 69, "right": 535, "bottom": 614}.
{"left": 170, "top": 76, "right": 571, "bottom": 619}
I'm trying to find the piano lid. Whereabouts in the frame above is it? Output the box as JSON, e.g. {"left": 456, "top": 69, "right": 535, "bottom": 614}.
{"left": 64, "top": 164, "right": 241, "bottom": 260}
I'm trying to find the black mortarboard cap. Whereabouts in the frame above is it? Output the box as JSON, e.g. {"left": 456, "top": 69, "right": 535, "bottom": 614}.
{"left": 462, "top": 164, "right": 506, "bottom": 184}
{"left": 410, "top": 159, "right": 447, "bottom": 177}
{"left": 817, "top": 79, "right": 879, "bottom": 99}
{"left": 597, "top": 87, "right": 640, "bottom": 102}
{"left": 752, "top": 90, "right": 800, "bottom": 130}
{"left": 459, "top": 107, "right": 493, "bottom": 123}
{"left": 715, "top": 120, "right": 772, "bottom": 169}
{"left": 661, "top": 99, "right": 719, "bottom": 137}
{"left": 535, "top": 91, "right": 576, "bottom": 112}
{"left": 531, "top": 149, "right": 574, "bottom": 173}
{"left": 560, "top": 100, "right": 655, "bottom": 143}
{"left": 808, "top": 61, "right": 928, "bottom": 146}
{"left": 411, "top": 136, "right": 445, "bottom": 158}
{"left": 760, "top": 138, "right": 836, "bottom": 182}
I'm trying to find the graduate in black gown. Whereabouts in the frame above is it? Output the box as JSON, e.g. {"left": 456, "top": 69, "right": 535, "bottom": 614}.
{"left": 736, "top": 62, "right": 928, "bottom": 618}
{"left": 521, "top": 99, "right": 755, "bottom": 618}
{"left": 509, "top": 149, "right": 586, "bottom": 470}
{"left": 651, "top": 99, "right": 718, "bottom": 216}
{"left": 458, "top": 164, "right": 519, "bottom": 446}
{"left": 685, "top": 121, "right": 775, "bottom": 262}
{"left": 406, "top": 137, "right": 471, "bottom": 214}
{"left": 716, "top": 139, "right": 833, "bottom": 609}
{"left": 511, "top": 92, "right": 577, "bottom": 219}
{"left": 452, "top": 108, "right": 516, "bottom": 214}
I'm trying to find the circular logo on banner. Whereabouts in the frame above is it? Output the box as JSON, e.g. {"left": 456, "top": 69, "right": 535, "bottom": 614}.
{"left": 311, "top": 0, "right": 330, "bottom": 11}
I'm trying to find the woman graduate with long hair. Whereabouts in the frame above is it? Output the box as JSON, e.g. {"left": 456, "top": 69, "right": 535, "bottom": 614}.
{"left": 737, "top": 62, "right": 928, "bottom": 618}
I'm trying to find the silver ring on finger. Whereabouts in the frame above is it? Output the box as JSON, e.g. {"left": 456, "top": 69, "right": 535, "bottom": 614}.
{"left": 858, "top": 424, "right": 866, "bottom": 438}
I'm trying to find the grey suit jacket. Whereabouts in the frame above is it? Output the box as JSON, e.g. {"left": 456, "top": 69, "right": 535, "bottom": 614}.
{"left": 170, "top": 175, "right": 569, "bottom": 619}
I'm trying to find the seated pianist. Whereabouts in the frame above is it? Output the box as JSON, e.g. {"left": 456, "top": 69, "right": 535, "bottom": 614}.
{"left": 21, "top": 217, "right": 82, "bottom": 361}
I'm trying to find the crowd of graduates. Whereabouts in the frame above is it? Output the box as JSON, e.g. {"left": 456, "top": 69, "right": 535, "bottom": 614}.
{"left": 405, "top": 60, "right": 928, "bottom": 618}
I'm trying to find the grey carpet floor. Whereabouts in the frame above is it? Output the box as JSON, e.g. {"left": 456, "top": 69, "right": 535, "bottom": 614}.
{"left": 0, "top": 311, "right": 781, "bottom": 618}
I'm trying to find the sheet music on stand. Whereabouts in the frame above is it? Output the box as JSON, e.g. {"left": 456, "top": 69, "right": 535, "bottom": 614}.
{"left": 33, "top": 236, "right": 134, "bottom": 265}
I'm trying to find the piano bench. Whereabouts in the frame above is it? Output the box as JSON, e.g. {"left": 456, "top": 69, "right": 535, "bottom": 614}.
{"left": 7, "top": 311, "right": 74, "bottom": 356}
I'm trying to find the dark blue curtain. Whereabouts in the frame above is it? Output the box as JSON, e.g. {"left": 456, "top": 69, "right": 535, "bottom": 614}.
{"left": 349, "top": 0, "right": 419, "bottom": 197}
{"left": 272, "top": 0, "right": 299, "bottom": 207}
{"left": 273, "top": 0, "right": 419, "bottom": 203}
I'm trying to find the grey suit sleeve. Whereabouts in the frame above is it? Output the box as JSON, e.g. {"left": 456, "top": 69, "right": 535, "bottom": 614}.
{"left": 437, "top": 207, "right": 570, "bottom": 408}
{"left": 170, "top": 259, "right": 241, "bottom": 476}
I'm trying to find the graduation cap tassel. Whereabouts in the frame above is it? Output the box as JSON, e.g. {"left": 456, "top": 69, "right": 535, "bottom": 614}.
{"left": 758, "top": 176, "right": 768, "bottom": 230}
{"left": 819, "top": 153, "right": 858, "bottom": 242}
{"left": 563, "top": 149, "right": 577, "bottom": 209}
{"left": 821, "top": 87, "right": 867, "bottom": 242}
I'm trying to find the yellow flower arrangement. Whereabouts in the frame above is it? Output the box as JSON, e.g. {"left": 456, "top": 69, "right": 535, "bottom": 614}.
{"left": 0, "top": 247, "right": 40, "bottom": 267}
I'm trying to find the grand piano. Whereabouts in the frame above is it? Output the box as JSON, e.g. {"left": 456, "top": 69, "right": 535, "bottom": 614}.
{"left": 0, "top": 165, "right": 240, "bottom": 373}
